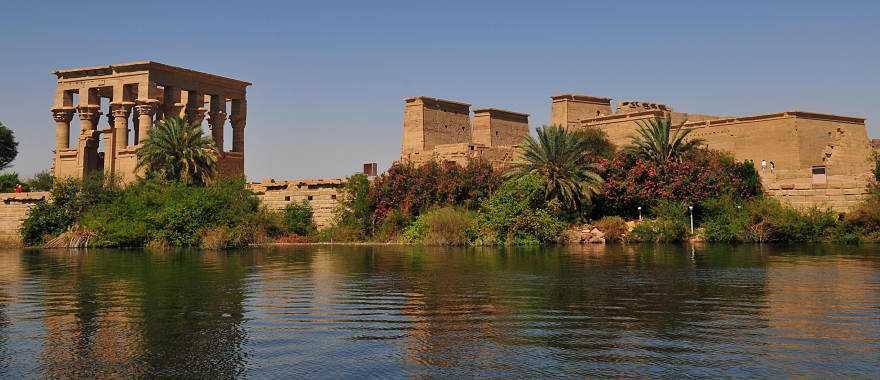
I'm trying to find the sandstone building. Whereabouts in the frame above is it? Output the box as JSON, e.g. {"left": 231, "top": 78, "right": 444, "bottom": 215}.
{"left": 400, "top": 96, "right": 529, "bottom": 168}
{"left": 551, "top": 94, "right": 875, "bottom": 211}
{"left": 51, "top": 61, "right": 250, "bottom": 183}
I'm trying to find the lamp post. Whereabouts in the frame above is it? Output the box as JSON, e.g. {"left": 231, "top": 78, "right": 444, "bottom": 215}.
{"left": 688, "top": 205, "right": 694, "bottom": 234}
{"left": 638, "top": 206, "right": 642, "bottom": 221}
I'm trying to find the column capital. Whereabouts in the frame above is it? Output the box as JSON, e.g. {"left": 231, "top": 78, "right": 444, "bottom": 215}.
{"left": 208, "top": 111, "right": 227, "bottom": 127}
{"left": 135, "top": 102, "right": 158, "bottom": 116}
{"left": 51, "top": 107, "right": 76, "bottom": 123}
{"left": 229, "top": 114, "right": 246, "bottom": 128}
{"left": 110, "top": 102, "right": 133, "bottom": 118}
{"left": 76, "top": 105, "right": 102, "bottom": 121}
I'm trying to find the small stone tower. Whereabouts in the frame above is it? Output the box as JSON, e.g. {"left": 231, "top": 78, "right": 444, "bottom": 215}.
{"left": 550, "top": 94, "right": 613, "bottom": 129}
{"left": 401, "top": 96, "right": 471, "bottom": 158}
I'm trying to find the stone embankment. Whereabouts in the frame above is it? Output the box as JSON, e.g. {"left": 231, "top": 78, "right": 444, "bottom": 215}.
{"left": 563, "top": 225, "right": 609, "bottom": 244}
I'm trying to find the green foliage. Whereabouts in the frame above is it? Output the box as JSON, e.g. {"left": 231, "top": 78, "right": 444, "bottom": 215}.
{"left": 625, "top": 117, "right": 705, "bottom": 164}
{"left": 0, "top": 121, "right": 18, "bottom": 171}
{"left": 283, "top": 200, "right": 316, "bottom": 236}
{"left": 594, "top": 216, "right": 627, "bottom": 242}
{"left": 80, "top": 178, "right": 266, "bottom": 247}
{"left": 846, "top": 192, "right": 880, "bottom": 240}
{"left": 626, "top": 200, "right": 689, "bottom": 242}
{"left": 333, "top": 173, "right": 373, "bottom": 236}
{"left": 0, "top": 170, "right": 55, "bottom": 192}
{"left": 509, "top": 125, "right": 604, "bottom": 214}
{"left": 136, "top": 116, "right": 218, "bottom": 186}
{"left": 0, "top": 172, "right": 22, "bottom": 192}
{"left": 699, "top": 196, "right": 851, "bottom": 243}
{"left": 874, "top": 153, "right": 880, "bottom": 182}
{"left": 700, "top": 196, "right": 749, "bottom": 243}
{"left": 21, "top": 176, "right": 278, "bottom": 248}
{"left": 369, "top": 160, "right": 500, "bottom": 226}
{"left": 576, "top": 126, "right": 616, "bottom": 160}
{"left": 401, "top": 206, "right": 476, "bottom": 246}
{"left": 26, "top": 170, "right": 54, "bottom": 191}
{"left": 476, "top": 175, "right": 566, "bottom": 245}
{"left": 598, "top": 149, "right": 762, "bottom": 218}
{"left": 20, "top": 175, "right": 120, "bottom": 245}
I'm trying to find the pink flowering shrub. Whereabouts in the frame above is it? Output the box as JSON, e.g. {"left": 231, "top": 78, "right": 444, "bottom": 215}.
{"left": 595, "top": 149, "right": 761, "bottom": 218}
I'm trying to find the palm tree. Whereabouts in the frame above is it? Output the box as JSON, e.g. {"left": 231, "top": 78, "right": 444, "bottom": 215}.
{"left": 136, "top": 116, "right": 218, "bottom": 186}
{"left": 626, "top": 117, "right": 704, "bottom": 164}
{"left": 508, "top": 125, "right": 604, "bottom": 212}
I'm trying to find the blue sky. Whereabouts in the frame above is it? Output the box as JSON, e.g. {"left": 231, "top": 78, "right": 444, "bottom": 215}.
{"left": 1, "top": 0, "right": 878, "bottom": 179}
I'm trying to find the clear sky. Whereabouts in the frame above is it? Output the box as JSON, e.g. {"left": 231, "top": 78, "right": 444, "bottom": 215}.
{"left": 1, "top": 0, "right": 878, "bottom": 180}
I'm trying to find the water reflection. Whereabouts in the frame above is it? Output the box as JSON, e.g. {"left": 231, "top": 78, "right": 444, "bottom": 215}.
{"left": 0, "top": 245, "right": 878, "bottom": 378}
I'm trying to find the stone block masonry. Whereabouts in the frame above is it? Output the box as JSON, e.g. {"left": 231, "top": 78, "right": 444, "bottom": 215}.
{"left": 50, "top": 61, "right": 250, "bottom": 184}
{"left": 0, "top": 192, "right": 49, "bottom": 244}
{"left": 401, "top": 96, "right": 530, "bottom": 170}
{"left": 553, "top": 93, "right": 875, "bottom": 213}
{"left": 248, "top": 179, "right": 345, "bottom": 229}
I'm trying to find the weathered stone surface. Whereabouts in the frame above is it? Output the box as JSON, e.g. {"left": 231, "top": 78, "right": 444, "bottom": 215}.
{"left": 248, "top": 178, "right": 345, "bottom": 230}
{"left": 553, "top": 93, "right": 873, "bottom": 212}
{"left": 0, "top": 192, "right": 49, "bottom": 244}
{"left": 51, "top": 61, "right": 250, "bottom": 184}
{"left": 401, "top": 96, "right": 529, "bottom": 170}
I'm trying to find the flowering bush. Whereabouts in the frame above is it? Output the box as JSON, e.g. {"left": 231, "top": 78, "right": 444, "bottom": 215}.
{"left": 368, "top": 160, "right": 500, "bottom": 227}
{"left": 595, "top": 149, "right": 761, "bottom": 218}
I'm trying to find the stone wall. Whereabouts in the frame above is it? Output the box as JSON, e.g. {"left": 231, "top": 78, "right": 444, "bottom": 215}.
{"left": 473, "top": 108, "right": 530, "bottom": 147}
{"left": 0, "top": 192, "right": 48, "bottom": 244}
{"left": 556, "top": 93, "right": 875, "bottom": 212}
{"left": 248, "top": 179, "right": 344, "bottom": 229}
{"left": 401, "top": 96, "right": 529, "bottom": 170}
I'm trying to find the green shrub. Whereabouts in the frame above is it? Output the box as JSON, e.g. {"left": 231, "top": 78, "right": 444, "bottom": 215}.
{"left": 20, "top": 175, "right": 119, "bottom": 246}
{"left": 594, "top": 216, "right": 627, "bottom": 242}
{"left": 402, "top": 206, "right": 476, "bottom": 245}
{"left": 476, "top": 175, "right": 566, "bottom": 245}
{"left": 332, "top": 173, "right": 372, "bottom": 239}
{"left": 283, "top": 200, "right": 315, "bottom": 236}
{"left": 27, "top": 170, "right": 54, "bottom": 191}
{"left": 700, "top": 196, "right": 749, "bottom": 243}
{"left": 375, "top": 209, "right": 408, "bottom": 242}
{"left": 0, "top": 172, "right": 22, "bottom": 192}
{"left": 846, "top": 192, "right": 880, "bottom": 240}
{"left": 317, "top": 224, "right": 366, "bottom": 242}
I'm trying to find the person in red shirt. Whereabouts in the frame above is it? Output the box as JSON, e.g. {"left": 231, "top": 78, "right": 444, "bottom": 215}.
{"left": 15, "top": 184, "right": 23, "bottom": 193}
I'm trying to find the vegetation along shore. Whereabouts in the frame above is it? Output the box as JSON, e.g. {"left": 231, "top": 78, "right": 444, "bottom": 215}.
{"left": 7, "top": 116, "right": 880, "bottom": 248}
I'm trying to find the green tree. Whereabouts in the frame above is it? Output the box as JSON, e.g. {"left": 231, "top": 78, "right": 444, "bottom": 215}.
{"left": 27, "top": 170, "right": 54, "bottom": 191}
{"left": 283, "top": 200, "right": 316, "bottom": 236}
{"left": 136, "top": 116, "right": 218, "bottom": 186}
{"left": 508, "top": 125, "right": 604, "bottom": 213}
{"left": 0, "top": 121, "right": 18, "bottom": 171}
{"left": 626, "top": 117, "right": 705, "bottom": 164}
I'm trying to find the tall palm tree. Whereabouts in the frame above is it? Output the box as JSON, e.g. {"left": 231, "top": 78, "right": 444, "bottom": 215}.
{"left": 626, "top": 117, "right": 704, "bottom": 164}
{"left": 509, "top": 125, "right": 604, "bottom": 212}
{"left": 136, "top": 116, "right": 218, "bottom": 186}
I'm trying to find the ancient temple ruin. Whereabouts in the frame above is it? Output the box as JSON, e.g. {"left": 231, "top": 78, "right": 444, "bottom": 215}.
{"left": 51, "top": 61, "right": 250, "bottom": 183}
{"left": 551, "top": 94, "right": 876, "bottom": 212}
{"left": 400, "top": 96, "right": 528, "bottom": 169}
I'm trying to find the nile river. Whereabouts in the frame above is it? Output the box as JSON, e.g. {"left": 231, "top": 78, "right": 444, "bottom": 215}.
{"left": 0, "top": 245, "right": 878, "bottom": 378}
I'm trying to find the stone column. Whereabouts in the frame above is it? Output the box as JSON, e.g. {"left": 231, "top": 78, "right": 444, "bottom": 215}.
{"left": 230, "top": 99, "right": 246, "bottom": 153}
{"left": 136, "top": 100, "right": 159, "bottom": 142}
{"left": 76, "top": 105, "right": 101, "bottom": 132}
{"left": 208, "top": 110, "right": 226, "bottom": 150}
{"left": 110, "top": 103, "right": 133, "bottom": 150}
{"left": 76, "top": 105, "right": 102, "bottom": 177}
{"left": 51, "top": 107, "right": 75, "bottom": 150}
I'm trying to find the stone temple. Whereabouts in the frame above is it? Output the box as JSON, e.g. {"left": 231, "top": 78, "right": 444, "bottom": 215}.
{"left": 50, "top": 61, "right": 250, "bottom": 183}
{"left": 402, "top": 93, "right": 875, "bottom": 212}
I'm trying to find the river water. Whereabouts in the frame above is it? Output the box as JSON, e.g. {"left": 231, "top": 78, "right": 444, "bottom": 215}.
{"left": 0, "top": 245, "right": 878, "bottom": 378}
